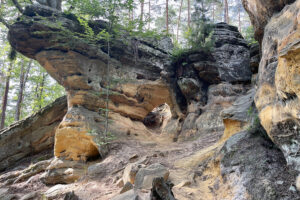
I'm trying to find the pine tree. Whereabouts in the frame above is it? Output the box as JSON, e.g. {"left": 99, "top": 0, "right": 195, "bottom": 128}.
{"left": 223, "top": 0, "right": 229, "bottom": 23}
{"left": 0, "top": 62, "right": 12, "bottom": 129}
{"left": 187, "top": 0, "right": 215, "bottom": 50}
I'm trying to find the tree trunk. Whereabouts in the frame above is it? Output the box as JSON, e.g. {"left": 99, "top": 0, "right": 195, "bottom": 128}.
{"left": 176, "top": 0, "right": 183, "bottom": 40}
{"left": 224, "top": 0, "right": 229, "bottom": 24}
{"left": 148, "top": 0, "right": 151, "bottom": 29}
{"left": 238, "top": 5, "right": 241, "bottom": 32}
{"left": 212, "top": 3, "right": 215, "bottom": 23}
{"left": 38, "top": 72, "right": 46, "bottom": 110}
{"left": 0, "top": 63, "right": 12, "bottom": 129}
{"left": 166, "top": 0, "right": 169, "bottom": 34}
{"left": 12, "top": 0, "right": 24, "bottom": 13}
{"left": 15, "top": 61, "right": 32, "bottom": 121}
{"left": 139, "top": 0, "right": 144, "bottom": 30}
{"left": 188, "top": 0, "right": 191, "bottom": 28}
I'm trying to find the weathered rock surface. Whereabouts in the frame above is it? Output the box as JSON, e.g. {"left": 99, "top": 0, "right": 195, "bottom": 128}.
{"left": 250, "top": 0, "right": 300, "bottom": 172}
{"left": 44, "top": 184, "right": 74, "bottom": 200}
{"left": 250, "top": 43, "right": 260, "bottom": 73}
{"left": 242, "top": 0, "right": 296, "bottom": 43}
{"left": 41, "top": 158, "right": 86, "bottom": 184}
{"left": 221, "top": 88, "right": 256, "bottom": 138}
{"left": 0, "top": 96, "right": 67, "bottom": 171}
{"left": 111, "top": 189, "right": 141, "bottom": 200}
{"left": 174, "top": 23, "right": 252, "bottom": 142}
{"left": 220, "top": 130, "right": 298, "bottom": 200}
{"left": 176, "top": 23, "right": 251, "bottom": 87}
{"left": 120, "top": 182, "right": 134, "bottom": 194}
{"left": 8, "top": 5, "right": 180, "bottom": 162}
{"left": 5, "top": 2, "right": 300, "bottom": 199}
{"left": 134, "top": 163, "right": 169, "bottom": 189}
{"left": 123, "top": 161, "right": 146, "bottom": 185}
{"left": 150, "top": 177, "right": 175, "bottom": 200}
{"left": 210, "top": 23, "right": 251, "bottom": 83}
{"left": 179, "top": 83, "right": 250, "bottom": 141}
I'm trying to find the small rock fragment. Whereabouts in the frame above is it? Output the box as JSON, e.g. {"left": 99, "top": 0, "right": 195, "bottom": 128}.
{"left": 120, "top": 182, "right": 133, "bottom": 194}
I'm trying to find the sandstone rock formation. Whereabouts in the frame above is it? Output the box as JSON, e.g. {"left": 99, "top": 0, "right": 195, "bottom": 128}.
{"left": 175, "top": 23, "right": 252, "bottom": 142}
{"left": 251, "top": 0, "right": 300, "bottom": 172}
{"left": 0, "top": 96, "right": 66, "bottom": 172}
{"left": 220, "top": 130, "right": 298, "bottom": 200}
{"left": 242, "top": 0, "right": 296, "bottom": 43}
{"left": 3, "top": 1, "right": 300, "bottom": 199}
{"left": 8, "top": 4, "right": 180, "bottom": 161}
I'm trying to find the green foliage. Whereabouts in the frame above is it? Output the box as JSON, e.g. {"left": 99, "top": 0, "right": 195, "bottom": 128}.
{"left": 171, "top": 46, "right": 193, "bottom": 64}
{"left": 87, "top": 128, "right": 116, "bottom": 147}
{"left": 243, "top": 26, "right": 257, "bottom": 45}
{"left": 187, "top": 0, "right": 215, "bottom": 50}
{"left": 185, "top": 24, "right": 215, "bottom": 51}
{"left": 247, "top": 106, "right": 269, "bottom": 140}
{"left": 171, "top": 0, "right": 215, "bottom": 64}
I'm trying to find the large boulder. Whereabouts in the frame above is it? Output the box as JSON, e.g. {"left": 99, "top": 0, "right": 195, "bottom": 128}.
{"left": 134, "top": 163, "right": 169, "bottom": 189}
{"left": 0, "top": 96, "right": 67, "bottom": 172}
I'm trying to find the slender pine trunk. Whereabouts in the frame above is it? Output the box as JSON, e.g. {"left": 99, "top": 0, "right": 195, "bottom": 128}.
{"left": 212, "top": 3, "right": 215, "bottom": 23}
{"left": 238, "top": 5, "right": 241, "bottom": 32}
{"left": 0, "top": 63, "right": 12, "bottom": 129}
{"left": 148, "top": 0, "right": 151, "bottom": 30}
{"left": 38, "top": 72, "right": 46, "bottom": 110}
{"left": 188, "top": 0, "right": 191, "bottom": 28}
{"left": 166, "top": 0, "right": 169, "bottom": 34}
{"left": 15, "top": 61, "right": 32, "bottom": 121}
{"left": 139, "top": 0, "right": 144, "bottom": 30}
{"left": 176, "top": 0, "right": 183, "bottom": 41}
{"left": 224, "top": 0, "right": 229, "bottom": 24}
{"left": 15, "top": 63, "right": 25, "bottom": 121}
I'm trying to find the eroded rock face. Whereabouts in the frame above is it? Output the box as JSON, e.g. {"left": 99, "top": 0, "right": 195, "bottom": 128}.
{"left": 221, "top": 88, "right": 255, "bottom": 139}
{"left": 175, "top": 23, "right": 252, "bottom": 142}
{"left": 8, "top": 5, "right": 180, "bottom": 161}
{"left": 176, "top": 23, "right": 251, "bottom": 87}
{"left": 179, "top": 83, "right": 250, "bottom": 141}
{"left": 252, "top": 0, "right": 300, "bottom": 171}
{"left": 220, "top": 130, "right": 298, "bottom": 200}
{"left": 242, "top": 0, "right": 296, "bottom": 43}
{"left": 0, "top": 96, "right": 67, "bottom": 172}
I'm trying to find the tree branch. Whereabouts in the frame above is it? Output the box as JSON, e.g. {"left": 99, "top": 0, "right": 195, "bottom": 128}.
{"left": 11, "top": 0, "right": 24, "bottom": 13}
{"left": 0, "top": 16, "right": 10, "bottom": 29}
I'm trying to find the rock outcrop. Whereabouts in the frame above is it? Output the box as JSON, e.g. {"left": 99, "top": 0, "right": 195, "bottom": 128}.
{"left": 8, "top": 5, "right": 180, "bottom": 161}
{"left": 242, "top": 0, "right": 296, "bottom": 43}
{"left": 247, "top": 0, "right": 300, "bottom": 172}
{"left": 0, "top": 96, "right": 67, "bottom": 172}
{"left": 175, "top": 23, "right": 252, "bottom": 141}
{"left": 220, "top": 130, "right": 298, "bottom": 200}
{"left": 5, "top": 1, "right": 300, "bottom": 199}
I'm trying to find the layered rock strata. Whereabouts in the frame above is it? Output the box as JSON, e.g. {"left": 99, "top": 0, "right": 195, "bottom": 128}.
{"left": 8, "top": 5, "right": 179, "bottom": 161}
{"left": 0, "top": 96, "right": 67, "bottom": 171}
{"left": 175, "top": 23, "right": 252, "bottom": 141}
